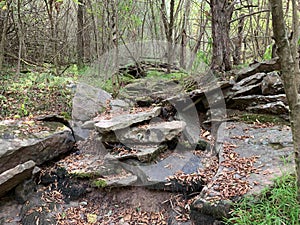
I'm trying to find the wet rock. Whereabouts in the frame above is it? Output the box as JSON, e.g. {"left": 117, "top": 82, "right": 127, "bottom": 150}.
{"left": 246, "top": 101, "right": 289, "bottom": 114}
{"left": 95, "top": 107, "right": 161, "bottom": 133}
{"left": 0, "top": 160, "right": 36, "bottom": 197}
{"left": 261, "top": 71, "right": 284, "bottom": 95}
{"left": 72, "top": 83, "right": 112, "bottom": 122}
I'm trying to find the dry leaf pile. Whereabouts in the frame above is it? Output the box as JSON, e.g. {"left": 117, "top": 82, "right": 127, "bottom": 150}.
{"left": 56, "top": 203, "right": 168, "bottom": 225}
{"left": 112, "top": 145, "right": 139, "bottom": 156}
{"left": 209, "top": 142, "right": 261, "bottom": 200}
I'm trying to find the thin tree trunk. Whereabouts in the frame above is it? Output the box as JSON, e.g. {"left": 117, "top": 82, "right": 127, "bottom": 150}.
{"left": 0, "top": 1, "right": 11, "bottom": 71}
{"left": 77, "top": 0, "right": 84, "bottom": 67}
{"left": 270, "top": 0, "right": 300, "bottom": 201}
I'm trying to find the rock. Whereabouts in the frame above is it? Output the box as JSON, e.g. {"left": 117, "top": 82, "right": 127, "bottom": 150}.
{"left": 246, "top": 101, "right": 289, "bottom": 114}
{"left": 0, "top": 160, "right": 36, "bottom": 197}
{"left": 105, "top": 174, "right": 138, "bottom": 187}
{"left": 102, "top": 121, "right": 186, "bottom": 144}
{"left": 14, "top": 179, "right": 36, "bottom": 204}
{"left": 71, "top": 121, "right": 91, "bottom": 141}
{"left": 261, "top": 71, "right": 284, "bottom": 95}
{"left": 230, "top": 83, "right": 262, "bottom": 98}
{"left": 230, "top": 94, "right": 287, "bottom": 110}
{"left": 110, "top": 99, "right": 131, "bottom": 114}
{"left": 118, "top": 77, "right": 183, "bottom": 105}
{"left": 72, "top": 83, "right": 112, "bottom": 122}
{"left": 235, "top": 58, "right": 280, "bottom": 81}
{"left": 0, "top": 122, "right": 75, "bottom": 174}
{"left": 125, "top": 150, "right": 206, "bottom": 194}
{"left": 232, "top": 73, "right": 266, "bottom": 92}
{"left": 95, "top": 107, "right": 161, "bottom": 133}
{"left": 191, "top": 122, "right": 294, "bottom": 221}
{"left": 105, "top": 144, "right": 168, "bottom": 163}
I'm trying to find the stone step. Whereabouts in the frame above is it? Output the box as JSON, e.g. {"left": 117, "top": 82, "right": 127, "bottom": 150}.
{"left": 102, "top": 120, "right": 186, "bottom": 144}
{"left": 95, "top": 107, "right": 161, "bottom": 133}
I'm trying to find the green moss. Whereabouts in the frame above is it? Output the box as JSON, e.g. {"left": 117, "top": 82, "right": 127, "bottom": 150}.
{"left": 92, "top": 179, "right": 107, "bottom": 188}
{"left": 239, "top": 113, "right": 288, "bottom": 125}
{"left": 71, "top": 171, "right": 101, "bottom": 179}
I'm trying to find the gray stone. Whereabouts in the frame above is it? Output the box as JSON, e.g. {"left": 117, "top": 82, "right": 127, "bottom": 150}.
{"left": 261, "top": 72, "right": 284, "bottom": 95}
{"left": 104, "top": 144, "right": 167, "bottom": 163}
{"left": 95, "top": 107, "right": 161, "bottom": 133}
{"left": 72, "top": 83, "right": 112, "bottom": 122}
{"left": 122, "top": 150, "right": 206, "bottom": 192}
{"left": 0, "top": 160, "right": 36, "bottom": 197}
{"left": 118, "top": 77, "right": 183, "bottom": 104}
{"left": 103, "top": 121, "right": 186, "bottom": 144}
{"left": 110, "top": 99, "right": 131, "bottom": 114}
{"left": 191, "top": 122, "right": 294, "bottom": 221}
{"left": 105, "top": 174, "right": 138, "bottom": 187}
{"left": 230, "top": 83, "right": 262, "bottom": 98}
{"left": 71, "top": 121, "right": 91, "bottom": 140}
{"left": 232, "top": 73, "right": 266, "bottom": 91}
{"left": 246, "top": 101, "right": 289, "bottom": 114}
{"left": 0, "top": 121, "right": 75, "bottom": 174}
{"left": 15, "top": 179, "right": 36, "bottom": 204}
{"left": 231, "top": 94, "right": 287, "bottom": 110}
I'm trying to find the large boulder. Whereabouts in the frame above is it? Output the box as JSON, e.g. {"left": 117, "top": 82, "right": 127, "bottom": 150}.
{"left": 72, "top": 83, "right": 112, "bottom": 122}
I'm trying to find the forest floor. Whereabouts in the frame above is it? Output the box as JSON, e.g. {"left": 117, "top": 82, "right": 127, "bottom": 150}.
{"left": 1, "top": 67, "right": 298, "bottom": 225}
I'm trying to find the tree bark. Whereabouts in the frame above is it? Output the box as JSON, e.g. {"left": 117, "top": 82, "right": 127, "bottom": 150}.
{"left": 77, "top": 0, "right": 84, "bottom": 67}
{"left": 210, "top": 0, "right": 234, "bottom": 72}
{"left": 0, "top": 1, "right": 11, "bottom": 71}
{"left": 270, "top": 0, "right": 300, "bottom": 201}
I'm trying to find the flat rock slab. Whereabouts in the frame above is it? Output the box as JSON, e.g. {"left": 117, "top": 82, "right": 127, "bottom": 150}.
{"left": 0, "top": 160, "right": 36, "bottom": 197}
{"left": 104, "top": 144, "right": 168, "bottom": 163}
{"left": 0, "top": 120, "right": 75, "bottom": 174}
{"left": 192, "top": 121, "right": 294, "bottom": 220}
{"left": 122, "top": 150, "right": 207, "bottom": 193}
{"left": 95, "top": 107, "right": 161, "bottom": 133}
{"left": 102, "top": 121, "right": 186, "bottom": 144}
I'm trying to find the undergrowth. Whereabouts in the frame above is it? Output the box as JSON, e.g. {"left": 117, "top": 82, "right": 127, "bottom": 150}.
{"left": 224, "top": 173, "right": 299, "bottom": 225}
{"left": 0, "top": 68, "right": 76, "bottom": 120}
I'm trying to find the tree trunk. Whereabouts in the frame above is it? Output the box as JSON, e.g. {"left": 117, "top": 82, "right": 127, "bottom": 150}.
{"left": 270, "top": 0, "right": 300, "bottom": 201}
{"left": 210, "top": 0, "right": 234, "bottom": 72}
{"left": 233, "top": 15, "right": 244, "bottom": 65}
{"left": 77, "top": 0, "right": 84, "bottom": 67}
{"left": 0, "top": 1, "right": 11, "bottom": 71}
